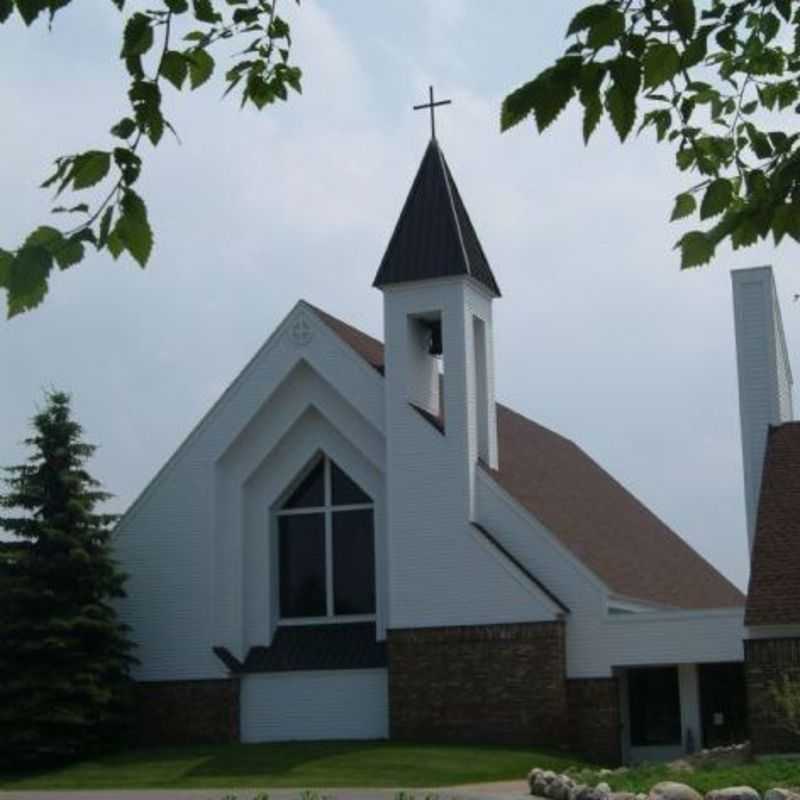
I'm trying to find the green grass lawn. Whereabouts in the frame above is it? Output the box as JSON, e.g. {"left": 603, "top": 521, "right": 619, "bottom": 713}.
{"left": 572, "top": 759, "right": 800, "bottom": 795}
{"left": 0, "top": 741, "right": 585, "bottom": 791}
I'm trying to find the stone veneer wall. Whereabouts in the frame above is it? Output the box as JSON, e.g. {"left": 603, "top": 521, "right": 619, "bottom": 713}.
{"left": 745, "top": 637, "right": 800, "bottom": 754}
{"left": 387, "top": 621, "right": 569, "bottom": 746}
{"left": 135, "top": 679, "right": 240, "bottom": 745}
{"left": 566, "top": 678, "right": 622, "bottom": 766}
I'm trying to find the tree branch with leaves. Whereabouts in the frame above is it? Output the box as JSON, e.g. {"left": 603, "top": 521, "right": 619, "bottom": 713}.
{"left": 502, "top": 0, "right": 800, "bottom": 270}
{"left": 0, "top": 0, "right": 301, "bottom": 318}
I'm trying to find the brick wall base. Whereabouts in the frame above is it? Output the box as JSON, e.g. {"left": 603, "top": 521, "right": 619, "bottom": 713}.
{"left": 387, "top": 621, "right": 569, "bottom": 746}
{"left": 567, "top": 678, "right": 622, "bottom": 766}
{"left": 135, "top": 679, "right": 240, "bottom": 746}
{"left": 745, "top": 637, "right": 800, "bottom": 755}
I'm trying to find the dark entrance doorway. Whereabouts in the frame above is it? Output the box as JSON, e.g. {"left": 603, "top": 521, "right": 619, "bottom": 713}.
{"left": 698, "top": 662, "right": 748, "bottom": 748}
{"left": 628, "top": 666, "right": 682, "bottom": 748}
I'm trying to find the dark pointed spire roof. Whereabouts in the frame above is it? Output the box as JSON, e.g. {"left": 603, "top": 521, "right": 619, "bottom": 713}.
{"left": 373, "top": 138, "right": 501, "bottom": 296}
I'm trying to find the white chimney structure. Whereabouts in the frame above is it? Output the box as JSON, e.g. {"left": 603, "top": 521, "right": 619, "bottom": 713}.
{"left": 731, "top": 266, "right": 794, "bottom": 551}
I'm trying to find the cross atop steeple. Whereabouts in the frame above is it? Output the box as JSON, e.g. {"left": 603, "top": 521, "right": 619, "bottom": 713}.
{"left": 413, "top": 85, "right": 451, "bottom": 140}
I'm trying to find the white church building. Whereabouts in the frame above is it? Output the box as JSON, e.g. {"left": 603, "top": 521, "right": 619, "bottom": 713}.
{"left": 116, "top": 135, "right": 795, "bottom": 764}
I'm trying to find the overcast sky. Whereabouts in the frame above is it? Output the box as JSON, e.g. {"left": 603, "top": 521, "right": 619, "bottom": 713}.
{"left": 2, "top": 1, "right": 798, "bottom": 590}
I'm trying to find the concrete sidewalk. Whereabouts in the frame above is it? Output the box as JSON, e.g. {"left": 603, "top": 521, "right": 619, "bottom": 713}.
{"left": 0, "top": 779, "right": 530, "bottom": 800}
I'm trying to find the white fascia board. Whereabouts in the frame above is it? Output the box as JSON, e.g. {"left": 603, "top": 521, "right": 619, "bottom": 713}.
{"left": 380, "top": 274, "right": 496, "bottom": 303}
{"left": 475, "top": 465, "right": 612, "bottom": 598}
{"left": 604, "top": 606, "right": 745, "bottom": 625}
{"left": 607, "top": 595, "right": 681, "bottom": 613}
{"left": 116, "top": 300, "right": 383, "bottom": 532}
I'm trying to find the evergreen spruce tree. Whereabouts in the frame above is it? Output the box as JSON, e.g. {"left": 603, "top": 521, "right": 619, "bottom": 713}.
{"left": 0, "top": 391, "right": 135, "bottom": 767}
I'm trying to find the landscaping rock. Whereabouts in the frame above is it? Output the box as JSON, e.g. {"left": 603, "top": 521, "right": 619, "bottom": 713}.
{"left": 570, "top": 784, "right": 589, "bottom": 800}
{"left": 649, "top": 781, "right": 704, "bottom": 800}
{"left": 610, "top": 792, "right": 637, "bottom": 800}
{"left": 596, "top": 783, "right": 612, "bottom": 794}
{"left": 529, "top": 769, "right": 549, "bottom": 797}
{"left": 705, "top": 787, "right": 760, "bottom": 800}
{"left": 576, "top": 786, "right": 609, "bottom": 800}
{"left": 765, "top": 790, "right": 800, "bottom": 800}
{"left": 548, "top": 778, "right": 570, "bottom": 800}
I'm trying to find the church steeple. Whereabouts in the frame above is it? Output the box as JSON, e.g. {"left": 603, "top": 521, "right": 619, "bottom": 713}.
{"left": 372, "top": 138, "right": 501, "bottom": 297}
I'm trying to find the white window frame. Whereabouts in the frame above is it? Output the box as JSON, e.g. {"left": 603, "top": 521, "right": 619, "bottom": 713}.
{"left": 276, "top": 455, "right": 375, "bottom": 626}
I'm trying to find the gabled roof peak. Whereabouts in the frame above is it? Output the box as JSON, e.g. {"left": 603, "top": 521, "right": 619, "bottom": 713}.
{"left": 372, "top": 138, "right": 501, "bottom": 296}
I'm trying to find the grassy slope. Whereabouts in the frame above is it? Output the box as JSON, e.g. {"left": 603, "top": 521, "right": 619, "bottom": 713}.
{"left": 0, "top": 742, "right": 585, "bottom": 790}
{"left": 572, "top": 761, "right": 800, "bottom": 795}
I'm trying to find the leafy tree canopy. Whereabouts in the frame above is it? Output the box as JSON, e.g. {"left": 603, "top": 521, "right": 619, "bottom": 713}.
{"left": 502, "top": 0, "right": 800, "bottom": 270}
{"left": 0, "top": 0, "right": 301, "bottom": 318}
{"left": 0, "top": 390, "right": 136, "bottom": 766}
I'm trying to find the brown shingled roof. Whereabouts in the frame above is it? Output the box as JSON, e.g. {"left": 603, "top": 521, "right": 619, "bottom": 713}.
{"left": 745, "top": 422, "right": 800, "bottom": 626}
{"left": 311, "top": 305, "right": 745, "bottom": 611}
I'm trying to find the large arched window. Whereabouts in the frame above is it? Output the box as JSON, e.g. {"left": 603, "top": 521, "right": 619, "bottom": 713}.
{"left": 276, "top": 455, "right": 375, "bottom": 621}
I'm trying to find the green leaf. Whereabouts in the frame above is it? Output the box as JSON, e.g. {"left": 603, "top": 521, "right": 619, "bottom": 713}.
{"left": 52, "top": 203, "right": 89, "bottom": 214}
{"left": 116, "top": 190, "right": 153, "bottom": 267}
{"left": 187, "top": 48, "right": 215, "bottom": 89}
{"left": 160, "top": 50, "right": 188, "bottom": 90}
{"left": 501, "top": 62, "right": 578, "bottom": 134}
{"left": 771, "top": 204, "right": 800, "bottom": 245}
{"left": 700, "top": 178, "right": 732, "bottom": 219}
{"left": 643, "top": 43, "right": 680, "bottom": 89}
{"left": 760, "top": 12, "right": 780, "bottom": 43}
{"left": 164, "top": 0, "right": 189, "bottom": 11}
{"left": 677, "top": 230, "right": 714, "bottom": 269}
{"left": 605, "top": 60, "right": 639, "bottom": 143}
{"left": 98, "top": 207, "right": 114, "bottom": 249}
{"left": 53, "top": 236, "right": 85, "bottom": 270}
{"left": 192, "top": 0, "right": 221, "bottom": 23}
{"left": 0, "top": 0, "right": 14, "bottom": 23}
{"left": 582, "top": 92, "right": 602, "bottom": 143}
{"left": 6, "top": 246, "right": 52, "bottom": 318}
{"left": 24, "top": 225, "right": 63, "bottom": 251}
{"left": 121, "top": 13, "right": 154, "bottom": 58}
{"left": 0, "top": 248, "right": 13, "bottom": 287}
{"left": 71, "top": 151, "right": 111, "bottom": 191}
{"left": 16, "top": 0, "right": 47, "bottom": 26}
{"left": 670, "top": 0, "right": 696, "bottom": 41}
{"left": 114, "top": 148, "right": 142, "bottom": 186}
{"left": 670, "top": 193, "right": 696, "bottom": 221}
{"left": 775, "top": 0, "right": 791, "bottom": 23}
{"left": 586, "top": 9, "right": 624, "bottom": 49}
{"left": 566, "top": 4, "right": 613, "bottom": 36}
{"left": 110, "top": 117, "right": 137, "bottom": 139}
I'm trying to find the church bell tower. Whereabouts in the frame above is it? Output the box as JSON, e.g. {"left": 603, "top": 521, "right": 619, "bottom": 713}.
{"left": 373, "top": 101, "right": 502, "bottom": 626}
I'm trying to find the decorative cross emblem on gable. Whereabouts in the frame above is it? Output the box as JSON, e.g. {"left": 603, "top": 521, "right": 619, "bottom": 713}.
{"left": 291, "top": 315, "right": 313, "bottom": 347}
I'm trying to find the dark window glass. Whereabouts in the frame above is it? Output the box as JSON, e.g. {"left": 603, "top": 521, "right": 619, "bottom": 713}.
{"left": 279, "top": 514, "right": 326, "bottom": 617}
{"left": 332, "top": 509, "right": 375, "bottom": 615}
{"left": 283, "top": 459, "right": 325, "bottom": 508}
{"left": 629, "top": 667, "right": 682, "bottom": 746}
{"left": 331, "top": 460, "right": 371, "bottom": 506}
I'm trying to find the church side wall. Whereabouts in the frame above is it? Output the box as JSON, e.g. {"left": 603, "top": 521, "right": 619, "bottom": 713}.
{"left": 114, "top": 305, "right": 387, "bottom": 682}
{"left": 745, "top": 635, "right": 800, "bottom": 754}
{"left": 566, "top": 678, "right": 622, "bottom": 766}
{"left": 134, "top": 679, "right": 240, "bottom": 746}
{"left": 388, "top": 622, "right": 569, "bottom": 746}
{"left": 475, "top": 471, "right": 615, "bottom": 679}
